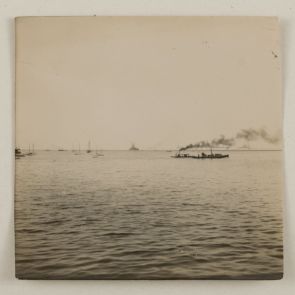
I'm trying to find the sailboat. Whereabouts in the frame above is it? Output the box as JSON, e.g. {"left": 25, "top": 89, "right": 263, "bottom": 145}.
{"left": 73, "top": 143, "right": 81, "bottom": 155}
{"left": 27, "top": 144, "right": 33, "bottom": 156}
{"left": 93, "top": 146, "right": 104, "bottom": 158}
{"left": 129, "top": 143, "right": 139, "bottom": 151}
{"left": 86, "top": 141, "right": 92, "bottom": 153}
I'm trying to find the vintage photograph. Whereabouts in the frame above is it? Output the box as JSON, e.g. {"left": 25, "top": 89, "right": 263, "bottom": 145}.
{"left": 15, "top": 16, "right": 283, "bottom": 279}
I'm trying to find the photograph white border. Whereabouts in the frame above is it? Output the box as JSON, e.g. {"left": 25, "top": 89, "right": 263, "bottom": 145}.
{"left": 0, "top": 0, "right": 294, "bottom": 294}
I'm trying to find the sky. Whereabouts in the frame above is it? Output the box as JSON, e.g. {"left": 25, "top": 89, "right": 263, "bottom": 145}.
{"left": 16, "top": 16, "right": 282, "bottom": 150}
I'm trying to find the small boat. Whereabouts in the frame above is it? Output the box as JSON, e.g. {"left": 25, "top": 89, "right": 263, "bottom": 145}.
{"left": 129, "top": 144, "right": 139, "bottom": 151}
{"left": 26, "top": 144, "right": 34, "bottom": 156}
{"left": 15, "top": 147, "right": 21, "bottom": 155}
{"left": 86, "top": 141, "right": 92, "bottom": 153}
{"left": 93, "top": 146, "right": 104, "bottom": 158}
{"left": 15, "top": 147, "right": 26, "bottom": 158}
{"left": 73, "top": 144, "right": 81, "bottom": 155}
{"left": 93, "top": 151, "right": 104, "bottom": 158}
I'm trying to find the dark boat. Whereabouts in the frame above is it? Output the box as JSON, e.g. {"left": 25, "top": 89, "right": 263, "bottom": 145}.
{"left": 129, "top": 144, "right": 139, "bottom": 151}
{"left": 15, "top": 147, "right": 26, "bottom": 158}
{"left": 172, "top": 148, "right": 229, "bottom": 159}
{"left": 86, "top": 141, "right": 92, "bottom": 153}
{"left": 15, "top": 147, "right": 21, "bottom": 155}
{"left": 27, "top": 144, "right": 34, "bottom": 156}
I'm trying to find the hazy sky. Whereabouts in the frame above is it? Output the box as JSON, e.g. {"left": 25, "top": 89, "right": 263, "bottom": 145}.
{"left": 16, "top": 16, "right": 282, "bottom": 150}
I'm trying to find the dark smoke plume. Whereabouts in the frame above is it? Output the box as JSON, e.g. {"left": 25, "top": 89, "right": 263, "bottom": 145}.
{"left": 236, "top": 128, "right": 280, "bottom": 144}
{"left": 179, "top": 128, "right": 280, "bottom": 152}
{"left": 211, "top": 135, "right": 235, "bottom": 147}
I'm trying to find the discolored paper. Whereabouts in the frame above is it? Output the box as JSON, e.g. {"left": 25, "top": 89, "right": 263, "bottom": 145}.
{"left": 15, "top": 16, "right": 284, "bottom": 280}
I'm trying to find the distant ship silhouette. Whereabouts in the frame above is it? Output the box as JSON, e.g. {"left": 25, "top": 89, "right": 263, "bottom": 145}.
{"left": 129, "top": 144, "right": 139, "bottom": 151}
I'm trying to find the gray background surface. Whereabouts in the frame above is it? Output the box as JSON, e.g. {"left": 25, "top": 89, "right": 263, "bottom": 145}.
{"left": 0, "top": 0, "right": 294, "bottom": 294}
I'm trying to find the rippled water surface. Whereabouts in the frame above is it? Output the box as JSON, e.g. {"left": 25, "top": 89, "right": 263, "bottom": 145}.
{"left": 15, "top": 151, "right": 283, "bottom": 279}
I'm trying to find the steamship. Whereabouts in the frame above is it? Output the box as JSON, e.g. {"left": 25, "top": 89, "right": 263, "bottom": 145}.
{"left": 172, "top": 148, "right": 229, "bottom": 159}
{"left": 129, "top": 144, "right": 139, "bottom": 151}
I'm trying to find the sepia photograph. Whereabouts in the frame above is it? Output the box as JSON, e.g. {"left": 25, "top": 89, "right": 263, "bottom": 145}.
{"left": 15, "top": 16, "right": 283, "bottom": 279}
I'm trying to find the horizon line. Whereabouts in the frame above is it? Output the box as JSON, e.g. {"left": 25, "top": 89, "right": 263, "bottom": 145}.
{"left": 16, "top": 148, "right": 283, "bottom": 152}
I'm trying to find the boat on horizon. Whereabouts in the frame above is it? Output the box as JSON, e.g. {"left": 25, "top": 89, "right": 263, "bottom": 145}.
{"left": 172, "top": 148, "right": 229, "bottom": 159}
{"left": 86, "top": 141, "right": 92, "bottom": 153}
{"left": 129, "top": 144, "right": 139, "bottom": 151}
{"left": 92, "top": 145, "right": 104, "bottom": 158}
{"left": 93, "top": 150, "right": 104, "bottom": 158}
{"left": 15, "top": 147, "right": 26, "bottom": 159}
{"left": 73, "top": 143, "right": 81, "bottom": 155}
{"left": 27, "top": 144, "right": 35, "bottom": 156}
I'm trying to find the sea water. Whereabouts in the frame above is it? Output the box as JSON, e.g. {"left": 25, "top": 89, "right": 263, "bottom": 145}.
{"left": 15, "top": 150, "right": 283, "bottom": 279}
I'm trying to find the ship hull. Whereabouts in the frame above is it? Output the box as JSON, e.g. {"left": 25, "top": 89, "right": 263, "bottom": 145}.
{"left": 172, "top": 154, "right": 229, "bottom": 159}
